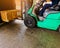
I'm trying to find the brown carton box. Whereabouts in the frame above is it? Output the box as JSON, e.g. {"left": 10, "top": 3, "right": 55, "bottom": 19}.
{"left": 0, "top": 10, "right": 18, "bottom": 22}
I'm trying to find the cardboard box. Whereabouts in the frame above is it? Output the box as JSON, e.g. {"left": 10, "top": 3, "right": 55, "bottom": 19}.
{"left": 0, "top": 0, "right": 16, "bottom": 11}
{"left": 0, "top": 10, "right": 18, "bottom": 22}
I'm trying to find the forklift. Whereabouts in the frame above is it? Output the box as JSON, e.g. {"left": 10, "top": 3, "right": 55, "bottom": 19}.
{"left": 24, "top": 0, "right": 60, "bottom": 32}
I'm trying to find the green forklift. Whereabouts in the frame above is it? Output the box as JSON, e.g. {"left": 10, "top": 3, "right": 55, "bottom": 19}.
{"left": 24, "top": 1, "right": 60, "bottom": 32}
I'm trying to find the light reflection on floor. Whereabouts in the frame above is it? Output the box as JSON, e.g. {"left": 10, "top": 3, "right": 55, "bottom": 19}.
{"left": 0, "top": 20, "right": 60, "bottom": 48}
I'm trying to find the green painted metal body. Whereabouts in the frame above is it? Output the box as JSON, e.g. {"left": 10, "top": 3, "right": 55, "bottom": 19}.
{"left": 27, "top": 5, "right": 60, "bottom": 30}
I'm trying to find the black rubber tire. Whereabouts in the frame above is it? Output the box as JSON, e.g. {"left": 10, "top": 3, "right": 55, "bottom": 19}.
{"left": 57, "top": 26, "right": 60, "bottom": 32}
{"left": 58, "top": 27, "right": 60, "bottom": 32}
{"left": 24, "top": 16, "right": 36, "bottom": 28}
{"left": 59, "top": 28, "right": 60, "bottom": 32}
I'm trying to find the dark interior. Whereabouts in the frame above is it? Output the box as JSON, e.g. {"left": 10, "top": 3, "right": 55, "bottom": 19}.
{"left": 50, "top": 1, "right": 60, "bottom": 11}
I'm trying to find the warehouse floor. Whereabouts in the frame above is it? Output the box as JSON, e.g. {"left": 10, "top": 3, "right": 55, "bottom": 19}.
{"left": 0, "top": 20, "right": 60, "bottom": 48}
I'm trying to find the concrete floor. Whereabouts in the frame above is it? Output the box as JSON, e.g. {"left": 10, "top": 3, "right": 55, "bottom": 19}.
{"left": 0, "top": 20, "right": 60, "bottom": 48}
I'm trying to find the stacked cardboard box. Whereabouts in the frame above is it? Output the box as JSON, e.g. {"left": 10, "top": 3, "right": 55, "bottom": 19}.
{"left": 0, "top": 10, "right": 18, "bottom": 22}
{"left": 0, "top": 0, "right": 16, "bottom": 11}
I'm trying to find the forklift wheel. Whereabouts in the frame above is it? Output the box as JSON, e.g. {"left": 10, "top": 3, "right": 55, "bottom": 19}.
{"left": 24, "top": 16, "right": 36, "bottom": 28}
{"left": 58, "top": 27, "right": 60, "bottom": 32}
{"left": 57, "top": 26, "right": 60, "bottom": 32}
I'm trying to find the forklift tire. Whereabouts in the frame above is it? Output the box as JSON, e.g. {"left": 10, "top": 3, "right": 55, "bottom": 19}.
{"left": 58, "top": 27, "right": 60, "bottom": 32}
{"left": 57, "top": 26, "right": 60, "bottom": 32}
{"left": 24, "top": 16, "right": 36, "bottom": 28}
